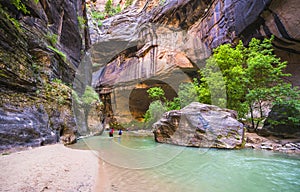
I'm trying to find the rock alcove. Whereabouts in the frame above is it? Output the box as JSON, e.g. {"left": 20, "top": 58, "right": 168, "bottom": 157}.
{"left": 129, "top": 79, "right": 178, "bottom": 121}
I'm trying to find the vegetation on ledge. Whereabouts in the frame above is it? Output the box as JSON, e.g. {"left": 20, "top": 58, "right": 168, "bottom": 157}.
{"left": 144, "top": 36, "right": 300, "bottom": 130}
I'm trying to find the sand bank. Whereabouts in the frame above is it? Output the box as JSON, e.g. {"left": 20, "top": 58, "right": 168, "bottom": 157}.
{"left": 0, "top": 144, "right": 99, "bottom": 192}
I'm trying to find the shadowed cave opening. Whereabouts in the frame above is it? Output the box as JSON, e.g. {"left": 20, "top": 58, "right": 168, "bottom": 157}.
{"left": 129, "top": 80, "right": 178, "bottom": 121}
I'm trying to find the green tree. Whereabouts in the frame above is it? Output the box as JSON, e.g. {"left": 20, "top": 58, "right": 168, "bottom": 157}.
{"left": 199, "top": 41, "right": 246, "bottom": 112}
{"left": 144, "top": 100, "right": 167, "bottom": 128}
{"left": 147, "top": 87, "right": 166, "bottom": 101}
{"left": 198, "top": 36, "right": 299, "bottom": 129}
{"left": 177, "top": 82, "right": 199, "bottom": 107}
{"left": 243, "top": 37, "right": 292, "bottom": 129}
{"left": 144, "top": 87, "right": 167, "bottom": 126}
{"left": 105, "top": 0, "right": 112, "bottom": 14}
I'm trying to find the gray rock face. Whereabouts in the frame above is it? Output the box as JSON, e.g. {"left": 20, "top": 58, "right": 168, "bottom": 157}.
{"left": 153, "top": 102, "right": 244, "bottom": 149}
{"left": 0, "top": 0, "right": 89, "bottom": 150}
{"left": 258, "top": 104, "right": 300, "bottom": 139}
{"left": 0, "top": 104, "right": 77, "bottom": 151}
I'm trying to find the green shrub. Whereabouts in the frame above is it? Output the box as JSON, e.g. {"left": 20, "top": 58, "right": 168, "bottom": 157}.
{"left": 147, "top": 87, "right": 166, "bottom": 101}
{"left": 81, "top": 86, "right": 100, "bottom": 106}
{"left": 177, "top": 82, "right": 199, "bottom": 107}
{"left": 77, "top": 16, "right": 86, "bottom": 29}
{"left": 91, "top": 11, "right": 105, "bottom": 20}
{"left": 105, "top": 0, "right": 113, "bottom": 14}
{"left": 166, "top": 97, "right": 181, "bottom": 111}
{"left": 46, "top": 32, "right": 58, "bottom": 46}
{"left": 125, "top": 0, "right": 133, "bottom": 8}
{"left": 47, "top": 46, "right": 66, "bottom": 62}
{"left": 144, "top": 100, "right": 167, "bottom": 128}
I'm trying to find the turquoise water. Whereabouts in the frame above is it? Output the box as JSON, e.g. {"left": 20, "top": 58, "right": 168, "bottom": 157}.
{"left": 70, "top": 133, "right": 300, "bottom": 192}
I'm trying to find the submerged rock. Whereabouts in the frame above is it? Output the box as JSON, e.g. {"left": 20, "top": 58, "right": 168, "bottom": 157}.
{"left": 153, "top": 102, "right": 244, "bottom": 149}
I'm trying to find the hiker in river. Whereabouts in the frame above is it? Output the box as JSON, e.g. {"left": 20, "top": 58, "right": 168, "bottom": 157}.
{"left": 118, "top": 129, "right": 122, "bottom": 136}
{"left": 109, "top": 128, "right": 114, "bottom": 137}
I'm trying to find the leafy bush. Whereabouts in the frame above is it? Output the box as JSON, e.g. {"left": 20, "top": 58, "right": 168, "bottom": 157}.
{"left": 46, "top": 32, "right": 58, "bottom": 46}
{"left": 144, "top": 100, "right": 167, "bottom": 127}
{"left": 77, "top": 16, "right": 86, "bottom": 29}
{"left": 82, "top": 86, "right": 100, "bottom": 106}
{"left": 44, "top": 78, "right": 70, "bottom": 105}
{"left": 165, "top": 97, "right": 181, "bottom": 111}
{"left": 147, "top": 87, "right": 166, "bottom": 101}
{"left": 177, "top": 82, "right": 199, "bottom": 107}
{"left": 105, "top": 0, "right": 112, "bottom": 14}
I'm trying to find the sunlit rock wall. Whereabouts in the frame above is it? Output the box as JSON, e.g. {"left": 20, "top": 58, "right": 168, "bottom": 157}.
{"left": 90, "top": 0, "right": 300, "bottom": 123}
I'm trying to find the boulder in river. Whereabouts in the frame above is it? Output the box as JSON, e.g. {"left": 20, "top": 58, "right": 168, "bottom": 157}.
{"left": 153, "top": 102, "right": 245, "bottom": 149}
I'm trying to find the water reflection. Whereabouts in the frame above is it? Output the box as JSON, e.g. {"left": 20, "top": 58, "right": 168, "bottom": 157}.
{"left": 70, "top": 133, "right": 300, "bottom": 192}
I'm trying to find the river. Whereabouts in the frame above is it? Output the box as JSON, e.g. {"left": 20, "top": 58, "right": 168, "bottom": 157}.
{"left": 70, "top": 132, "right": 300, "bottom": 192}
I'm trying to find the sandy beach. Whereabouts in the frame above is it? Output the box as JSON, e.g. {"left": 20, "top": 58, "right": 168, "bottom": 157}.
{"left": 0, "top": 144, "right": 99, "bottom": 192}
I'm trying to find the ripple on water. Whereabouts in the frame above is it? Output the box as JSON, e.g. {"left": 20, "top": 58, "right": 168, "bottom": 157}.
{"left": 71, "top": 135, "right": 300, "bottom": 192}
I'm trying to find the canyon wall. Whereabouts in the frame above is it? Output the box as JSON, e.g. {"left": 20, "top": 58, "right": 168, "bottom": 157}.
{"left": 90, "top": 0, "right": 300, "bottom": 123}
{"left": 0, "top": 0, "right": 90, "bottom": 150}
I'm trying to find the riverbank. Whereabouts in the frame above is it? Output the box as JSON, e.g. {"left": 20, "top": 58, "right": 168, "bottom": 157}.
{"left": 245, "top": 132, "right": 300, "bottom": 154}
{"left": 0, "top": 144, "right": 98, "bottom": 192}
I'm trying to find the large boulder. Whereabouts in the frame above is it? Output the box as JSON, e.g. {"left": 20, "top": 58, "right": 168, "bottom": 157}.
{"left": 258, "top": 104, "right": 300, "bottom": 139}
{"left": 153, "top": 102, "right": 244, "bottom": 149}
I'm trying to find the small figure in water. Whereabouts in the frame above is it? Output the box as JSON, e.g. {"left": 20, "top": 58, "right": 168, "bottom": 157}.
{"left": 109, "top": 128, "right": 114, "bottom": 137}
{"left": 118, "top": 129, "right": 122, "bottom": 136}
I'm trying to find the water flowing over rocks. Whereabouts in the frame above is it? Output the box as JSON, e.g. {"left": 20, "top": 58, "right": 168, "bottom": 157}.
{"left": 153, "top": 102, "right": 244, "bottom": 149}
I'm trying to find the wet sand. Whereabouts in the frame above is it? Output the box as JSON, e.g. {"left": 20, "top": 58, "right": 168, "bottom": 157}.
{"left": 0, "top": 144, "right": 99, "bottom": 192}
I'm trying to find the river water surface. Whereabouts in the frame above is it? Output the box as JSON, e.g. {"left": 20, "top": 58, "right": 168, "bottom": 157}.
{"left": 70, "top": 132, "right": 300, "bottom": 192}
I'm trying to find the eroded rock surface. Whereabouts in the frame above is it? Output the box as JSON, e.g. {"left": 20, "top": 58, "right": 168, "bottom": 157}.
{"left": 153, "top": 102, "right": 244, "bottom": 149}
{"left": 0, "top": 0, "right": 89, "bottom": 150}
{"left": 90, "top": 0, "right": 300, "bottom": 123}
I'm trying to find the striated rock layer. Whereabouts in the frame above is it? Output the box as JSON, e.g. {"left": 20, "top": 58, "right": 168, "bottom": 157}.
{"left": 90, "top": 0, "right": 300, "bottom": 123}
{"left": 0, "top": 0, "right": 90, "bottom": 150}
{"left": 153, "top": 102, "right": 245, "bottom": 149}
